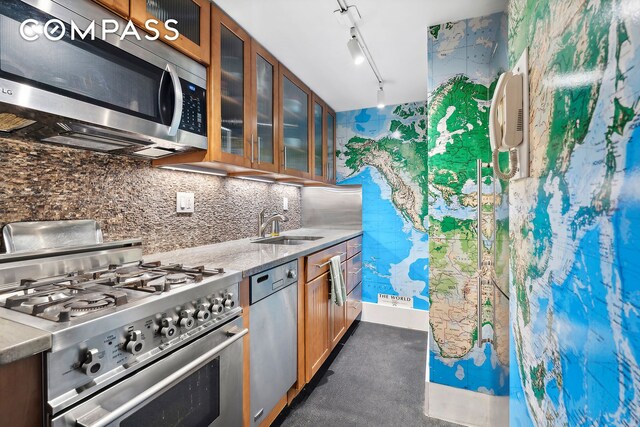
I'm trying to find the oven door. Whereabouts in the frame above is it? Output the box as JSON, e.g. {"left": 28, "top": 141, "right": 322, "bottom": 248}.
{"left": 51, "top": 316, "right": 247, "bottom": 427}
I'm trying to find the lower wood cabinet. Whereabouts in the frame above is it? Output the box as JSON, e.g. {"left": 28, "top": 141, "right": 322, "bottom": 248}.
{"left": 346, "top": 282, "right": 362, "bottom": 328}
{"left": 0, "top": 354, "right": 43, "bottom": 427}
{"left": 304, "top": 271, "right": 330, "bottom": 381}
{"left": 304, "top": 261, "right": 348, "bottom": 382}
{"left": 301, "top": 237, "right": 363, "bottom": 388}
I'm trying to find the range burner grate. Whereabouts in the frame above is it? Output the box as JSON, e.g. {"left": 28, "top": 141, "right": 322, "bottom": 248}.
{"left": 0, "top": 260, "right": 228, "bottom": 322}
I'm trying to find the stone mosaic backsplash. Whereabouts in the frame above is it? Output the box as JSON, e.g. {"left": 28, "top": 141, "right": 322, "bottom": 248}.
{"left": 0, "top": 137, "right": 301, "bottom": 255}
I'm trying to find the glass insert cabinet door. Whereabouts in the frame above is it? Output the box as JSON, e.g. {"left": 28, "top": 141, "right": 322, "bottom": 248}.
{"left": 213, "top": 8, "right": 251, "bottom": 166}
{"left": 313, "top": 100, "right": 325, "bottom": 179}
{"left": 327, "top": 112, "right": 336, "bottom": 182}
{"left": 251, "top": 41, "right": 279, "bottom": 172}
{"left": 130, "top": 0, "right": 211, "bottom": 64}
{"left": 220, "top": 26, "right": 245, "bottom": 157}
{"left": 281, "top": 71, "right": 310, "bottom": 176}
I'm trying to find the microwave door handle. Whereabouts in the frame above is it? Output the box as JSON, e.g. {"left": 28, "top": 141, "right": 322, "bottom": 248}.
{"left": 165, "top": 63, "right": 183, "bottom": 137}
{"left": 76, "top": 327, "right": 248, "bottom": 427}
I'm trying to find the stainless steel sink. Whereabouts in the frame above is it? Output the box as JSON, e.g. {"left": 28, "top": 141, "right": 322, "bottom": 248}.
{"left": 251, "top": 236, "right": 323, "bottom": 245}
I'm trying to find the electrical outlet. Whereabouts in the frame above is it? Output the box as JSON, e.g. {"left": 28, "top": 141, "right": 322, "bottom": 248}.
{"left": 176, "top": 192, "right": 194, "bottom": 213}
{"left": 283, "top": 197, "right": 289, "bottom": 211}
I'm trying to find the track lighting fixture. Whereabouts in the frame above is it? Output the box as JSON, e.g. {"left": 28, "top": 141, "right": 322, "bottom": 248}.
{"left": 337, "top": 1, "right": 386, "bottom": 109}
{"left": 347, "top": 27, "right": 365, "bottom": 65}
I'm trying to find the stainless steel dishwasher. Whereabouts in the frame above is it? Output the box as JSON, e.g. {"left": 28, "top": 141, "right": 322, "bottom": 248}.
{"left": 250, "top": 260, "right": 298, "bottom": 426}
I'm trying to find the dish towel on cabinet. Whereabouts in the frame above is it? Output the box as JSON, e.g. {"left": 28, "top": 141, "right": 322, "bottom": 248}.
{"left": 329, "top": 255, "right": 346, "bottom": 306}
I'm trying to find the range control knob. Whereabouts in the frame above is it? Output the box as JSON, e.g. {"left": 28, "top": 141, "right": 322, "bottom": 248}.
{"left": 195, "top": 303, "right": 211, "bottom": 321}
{"left": 286, "top": 269, "right": 297, "bottom": 280}
{"left": 81, "top": 348, "right": 102, "bottom": 376}
{"left": 210, "top": 298, "right": 224, "bottom": 315}
{"left": 179, "top": 310, "right": 195, "bottom": 329}
{"left": 160, "top": 317, "right": 177, "bottom": 338}
{"left": 124, "top": 330, "right": 144, "bottom": 355}
{"left": 223, "top": 293, "right": 235, "bottom": 310}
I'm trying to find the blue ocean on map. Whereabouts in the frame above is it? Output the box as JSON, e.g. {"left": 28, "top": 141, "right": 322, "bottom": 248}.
{"left": 509, "top": 331, "right": 533, "bottom": 427}
{"left": 340, "top": 167, "right": 429, "bottom": 310}
{"left": 430, "top": 343, "right": 508, "bottom": 395}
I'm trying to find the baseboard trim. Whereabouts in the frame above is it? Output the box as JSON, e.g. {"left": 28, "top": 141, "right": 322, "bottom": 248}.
{"left": 424, "top": 382, "right": 509, "bottom": 427}
{"left": 361, "top": 302, "right": 428, "bottom": 331}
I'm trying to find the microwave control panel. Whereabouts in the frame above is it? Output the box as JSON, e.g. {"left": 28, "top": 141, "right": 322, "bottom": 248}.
{"left": 179, "top": 80, "right": 207, "bottom": 136}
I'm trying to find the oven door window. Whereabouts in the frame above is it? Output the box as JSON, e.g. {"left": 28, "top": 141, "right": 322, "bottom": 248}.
{"left": 0, "top": 0, "right": 166, "bottom": 124}
{"left": 121, "top": 357, "right": 221, "bottom": 427}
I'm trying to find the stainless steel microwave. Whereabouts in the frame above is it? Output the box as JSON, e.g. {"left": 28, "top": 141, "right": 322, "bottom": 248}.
{"left": 0, "top": 0, "right": 208, "bottom": 159}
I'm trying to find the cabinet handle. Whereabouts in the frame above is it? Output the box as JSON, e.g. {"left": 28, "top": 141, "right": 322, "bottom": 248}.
{"left": 315, "top": 252, "right": 346, "bottom": 268}
{"left": 251, "top": 134, "right": 254, "bottom": 163}
{"left": 257, "top": 136, "right": 261, "bottom": 164}
{"left": 283, "top": 146, "right": 288, "bottom": 168}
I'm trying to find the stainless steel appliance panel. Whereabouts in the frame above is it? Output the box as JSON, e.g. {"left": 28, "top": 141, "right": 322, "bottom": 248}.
{"left": 249, "top": 259, "right": 297, "bottom": 303}
{"left": 2, "top": 220, "right": 103, "bottom": 253}
{"left": 302, "top": 186, "right": 363, "bottom": 229}
{"left": 46, "top": 288, "right": 240, "bottom": 414}
{"left": 249, "top": 262, "right": 298, "bottom": 426}
{"left": 51, "top": 316, "right": 246, "bottom": 427}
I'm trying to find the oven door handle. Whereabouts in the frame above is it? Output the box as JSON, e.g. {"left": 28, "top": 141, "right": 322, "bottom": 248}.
{"left": 77, "top": 327, "right": 248, "bottom": 427}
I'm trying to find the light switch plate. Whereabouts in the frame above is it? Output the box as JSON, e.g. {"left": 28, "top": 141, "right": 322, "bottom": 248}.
{"left": 283, "top": 197, "right": 289, "bottom": 211}
{"left": 176, "top": 192, "right": 195, "bottom": 213}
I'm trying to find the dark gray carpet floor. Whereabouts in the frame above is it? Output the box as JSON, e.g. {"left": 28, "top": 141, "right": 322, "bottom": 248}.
{"left": 274, "top": 321, "right": 459, "bottom": 427}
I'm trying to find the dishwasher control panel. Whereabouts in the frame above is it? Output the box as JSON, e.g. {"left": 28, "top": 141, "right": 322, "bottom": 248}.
{"left": 249, "top": 260, "right": 298, "bottom": 304}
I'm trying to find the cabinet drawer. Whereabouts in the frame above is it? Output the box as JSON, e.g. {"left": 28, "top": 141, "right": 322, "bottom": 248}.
{"left": 346, "top": 235, "right": 362, "bottom": 259}
{"left": 305, "top": 242, "right": 347, "bottom": 282}
{"left": 346, "top": 283, "right": 362, "bottom": 327}
{"left": 346, "top": 252, "right": 362, "bottom": 295}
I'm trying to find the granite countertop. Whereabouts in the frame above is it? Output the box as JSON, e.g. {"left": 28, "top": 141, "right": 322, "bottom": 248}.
{"left": 146, "top": 228, "right": 363, "bottom": 277}
{"left": 0, "top": 318, "right": 51, "bottom": 365}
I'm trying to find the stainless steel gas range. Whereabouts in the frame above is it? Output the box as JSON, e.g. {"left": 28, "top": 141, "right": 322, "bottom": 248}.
{"left": 0, "top": 220, "right": 246, "bottom": 426}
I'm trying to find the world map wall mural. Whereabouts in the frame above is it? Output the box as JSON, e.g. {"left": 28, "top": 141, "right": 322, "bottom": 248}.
{"left": 508, "top": 0, "right": 640, "bottom": 425}
{"left": 427, "top": 12, "right": 510, "bottom": 395}
{"left": 336, "top": 103, "right": 430, "bottom": 311}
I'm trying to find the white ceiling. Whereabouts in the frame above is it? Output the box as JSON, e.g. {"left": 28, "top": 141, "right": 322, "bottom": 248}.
{"left": 214, "top": 0, "right": 507, "bottom": 112}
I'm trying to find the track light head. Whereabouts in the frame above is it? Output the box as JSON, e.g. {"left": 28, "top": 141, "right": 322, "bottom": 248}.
{"left": 347, "top": 28, "right": 365, "bottom": 65}
{"left": 377, "top": 85, "right": 385, "bottom": 109}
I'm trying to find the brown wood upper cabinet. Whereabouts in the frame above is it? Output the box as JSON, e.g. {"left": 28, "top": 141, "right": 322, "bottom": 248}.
{"left": 311, "top": 97, "right": 337, "bottom": 184}
{"left": 312, "top": 95, "right": 326, "bottom": 182}
{"left": 93, "top": 0, "right": 129, "bottom": 18}
{"left": 326, "top": 108, "right": 337, "bottom": 184}
{"left": 250, "top": 41, "right": 280, "bottom": 173}
{"left": 211, "top": 6, "right": 252, "bottom": 167}
{"left": 130, "top": 0, "right": 211, "bottom": 64}
{"left": 151, "top": 4, "right": 337, "bottom": 184}
{"left": 210, "top": 8, "right": 280, "bottom": 173}
{"left": 280, "top": 67, "right": 312, "bottom": 179}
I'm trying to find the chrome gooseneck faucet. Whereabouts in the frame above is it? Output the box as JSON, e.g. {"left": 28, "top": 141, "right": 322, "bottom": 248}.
{"left": 257, "top": 209, "right": 288, "bottom": 238}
